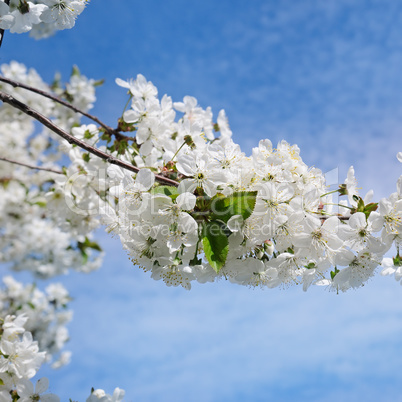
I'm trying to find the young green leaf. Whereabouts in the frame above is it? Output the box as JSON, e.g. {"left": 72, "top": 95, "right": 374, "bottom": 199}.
{"left": 393, "top": 254, "right": 402, "bottom": 267}
{"left": 202, "top": 221, "right": 229, "bottom": 273}
{"left": 363, "top": 202, "right": 378, "bottom": 219}
{"left": 151, "top": 186, "right": 179, "bottom": 197}
{"left": 211, "top": 191, "right": 257, "bottom": 223}
{"left": 330, "top": 267, "right": 340, "bottom": 280}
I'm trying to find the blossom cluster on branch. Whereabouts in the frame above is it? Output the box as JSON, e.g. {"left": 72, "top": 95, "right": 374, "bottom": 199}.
{"left": 1, "top": 64, "right": 401, "bottom": 294}
{"left": 97, "top": 75, "right": 401, "bottom": 292}
{"left": 0, "top": 61, "right": 103, "bottom": 279}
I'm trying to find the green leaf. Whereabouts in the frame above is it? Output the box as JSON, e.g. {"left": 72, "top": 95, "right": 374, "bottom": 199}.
{"left": 84, "top": 240, "right": 102, "bottom": 252}
{"left": 304, "top": 262, "right": 316, "bottom": 270}
{"left": 356, "top": 197, "right": 365, "bottom": 212}
{"left": 211, "top": 191, "right": 257, "bottom": 223}
{"left": 81, "top": 250, "right": 89, "bottom": 264}
{"left": 202, "top": 221, "right": 229, "bottom": 273}
{"left": 338, "top": 183, "right": 347, "bottom": 196}
{"left": 330, "top": 267, "right": 340, "bottom": 280}
{"left": 363, "top": 202, "right": 378, "bottom": 219}
{"left": 93, "top": 79, "right": 105, "bottom": 87}
{"left": 352, "top": 198, "right": 379, "bottom": 219}
{"left": 393, "top": 254, "right": 402, "bottom": 267}
{"left": 100, "top": 131, "right": 111, "bottom": 142}
{"left": 51, "top": 72, "right": 61, "bottom": 91}
{"left": 71, "top": 65, "right": 81, "bottom": 77}
{"left": 151, "top": 186, "right": 179, "bottom": 197}
{"left": 77, "top": 237, "right": 103, "bottom": 259}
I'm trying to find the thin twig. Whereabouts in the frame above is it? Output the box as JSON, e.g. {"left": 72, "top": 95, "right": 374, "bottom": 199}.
{"left": 0, "top": 75, "right": 135, "bottom": 142}
{"left": 0, "top": 156, "right": 63, "bottom": 175}
{"left": 0, "top": 90, "right": 179, "bottom": 186}
{"left": 318, "top": 215, "right": 350, "bottom": 221}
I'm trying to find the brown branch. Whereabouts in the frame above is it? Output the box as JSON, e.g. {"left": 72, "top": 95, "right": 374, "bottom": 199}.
{"left": 0, "top": 90, "right": 179, "bottom": 186}
{"left": 0, "top": 156, "right": 63, "bottom": 175}
{"left": 320, "top": 216, "right": 350, "bottom": 220}
{"left": 314, "top": 214, "right": 350, "bottom": 221}
{"left": 0, "top": 75, "right": 134, "bottom": 142}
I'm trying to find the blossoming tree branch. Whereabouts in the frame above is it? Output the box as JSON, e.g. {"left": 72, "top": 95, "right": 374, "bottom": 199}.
{"left": 0, "top": 1, "right": 401, "bottom": 401}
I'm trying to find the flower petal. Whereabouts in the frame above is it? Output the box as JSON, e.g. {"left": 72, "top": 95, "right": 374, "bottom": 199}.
{"left": 35, "top": 377, "right": 49, "bottom": 394}
{"left": 136, "top": 169, "right": 154, "bottom": 191}
{"left": 176, "top": 193, "right": 196, "bottom": 210}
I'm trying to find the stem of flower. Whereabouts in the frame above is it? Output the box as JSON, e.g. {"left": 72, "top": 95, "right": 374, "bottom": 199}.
{"left": 320, "top": 189, "right": 341, "bottom": 197}
{"left": 122, "top": 94, "right": 133, "bottom": 114}
{"left": 171, "top": 141, "right": 187, "bottom": 161}
{"left": 323, "top": 203, "right": 354, "bottom": 210}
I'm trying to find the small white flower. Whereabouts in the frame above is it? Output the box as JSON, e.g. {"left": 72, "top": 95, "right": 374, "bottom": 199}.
{"left": 71, "top": 124, "right": 99, "bottom": 146}
{"left": 86, "top": 387, "right": 125, "bottom": 402}
{"left": 0, "top": 2, "right": 15, "bottom": 30}
{"left": 381, "top": 256, "right": 402, "bottom": 284}
{"left": 40, "top": 0, "right": 86, "bottom": 30}
{"left": 16, "top": 377, "right": 60, "bottom": 402}
{"left": 177, "top": 154, "right": 226, "bottom": 197}
{"left": 10, "top": 2, "right": 47, "bottom": 33}
{"left": 344, "top": 166, "right": 359, "bottom": 206}
{"left": 116, "top": 74, "right": 157, "bottom": 100}
{"left": 0, "top": 331, "right": 46, "bottom": 379}
{"left": 338, "top": 211, "right": 386, "bottom": 253}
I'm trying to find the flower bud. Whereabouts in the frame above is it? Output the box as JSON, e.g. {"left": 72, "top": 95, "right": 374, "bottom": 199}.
{"left": 263, "top": 240, "right": 275, "bottom": 255}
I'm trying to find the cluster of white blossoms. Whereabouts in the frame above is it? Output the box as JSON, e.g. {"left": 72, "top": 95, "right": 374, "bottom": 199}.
{"left": 89, "top": 74, "right": 402, "bottom": 292}
{"left": 0, "top": 276, "right": 72, "bottom": 368}
{"left": 0, "top": 0, "right": 87, "bottom": 39}
{"left": 0, "top": 61, "right": 103, "bottom": 278}
{"left": 0, "top": 314, "right": 125, "bottom": 401}
{"left": 0, "top": 314, "right": 54, "bottom": 401}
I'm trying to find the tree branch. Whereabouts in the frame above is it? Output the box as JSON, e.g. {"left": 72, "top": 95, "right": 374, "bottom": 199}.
{"left": 0, "top": 91, "right": 179, "bottom": 187}
{"left": 0, "top": 156, "right": 63, "bottom": 175}
{"left": 317, "top": 215, "right": 350, "bottom": 221}
{"left": 0, "top": 75, "right": 135, "bottom": 142}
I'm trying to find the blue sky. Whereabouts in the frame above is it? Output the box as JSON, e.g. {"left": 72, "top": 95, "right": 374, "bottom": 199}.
{"left": 1, "top": 1, "right": 402, "bottom": 401}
